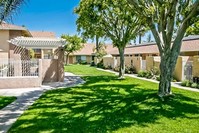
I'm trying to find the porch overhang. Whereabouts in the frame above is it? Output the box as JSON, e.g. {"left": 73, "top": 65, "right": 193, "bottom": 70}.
{"left": 8, "top": 37, "right": 66, "bottom": 49}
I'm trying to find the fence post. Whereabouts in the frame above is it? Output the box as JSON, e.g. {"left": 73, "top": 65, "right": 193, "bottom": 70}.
{"left": 39, "top": 59, "right": 42, "bottom": 85}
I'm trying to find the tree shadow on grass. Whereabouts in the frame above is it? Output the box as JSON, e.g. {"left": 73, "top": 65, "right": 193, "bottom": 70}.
{"left": 9, "top": 76, "right": 199, "bottom": 133}
{"left": 0, "top": 96, "right": 16, "bottom": 109}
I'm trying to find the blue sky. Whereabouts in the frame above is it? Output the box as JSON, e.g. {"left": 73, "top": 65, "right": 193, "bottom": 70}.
{"left": 12, "top": 0, "right": 153, "bottom": 43}
{"left": 13, "top": 0, "right": 80, "bottom": 37}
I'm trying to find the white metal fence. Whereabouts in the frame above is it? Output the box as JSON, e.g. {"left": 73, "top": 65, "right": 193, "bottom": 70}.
{"left": 0, "top": 59, "right": 39, "bottom": 77}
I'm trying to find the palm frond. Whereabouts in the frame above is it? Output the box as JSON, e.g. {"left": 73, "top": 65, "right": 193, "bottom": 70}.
{"left": 0, "top": 0, "right": 26, "bottom": 23}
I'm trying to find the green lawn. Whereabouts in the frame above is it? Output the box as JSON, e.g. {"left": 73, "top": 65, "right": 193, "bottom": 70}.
{"left": 9, "top": 65, "right": 199, "bottom": 133}
{"left": 0, "top": 96, "right": 16, "bottom": 109}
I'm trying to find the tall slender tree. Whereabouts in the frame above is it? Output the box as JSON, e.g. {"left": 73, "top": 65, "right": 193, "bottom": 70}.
{"left": 0, "top": 0, "right": 25, "bottom": 22}
{"left": 75, "top": 0, "right": 143, "bottom": 78}
{"left": 128, "top": 0, "right": 199, "bottom": 98}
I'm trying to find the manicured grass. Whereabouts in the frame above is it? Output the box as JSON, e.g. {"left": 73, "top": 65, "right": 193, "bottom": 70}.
{"left": 9, "top": 65, "right": 199, "bottom": 133}
{"left": 0, "top": 96, "right": 16, "bottom": 109}
{"left": 64, "top": 64, "right": 113, "bottom": 76}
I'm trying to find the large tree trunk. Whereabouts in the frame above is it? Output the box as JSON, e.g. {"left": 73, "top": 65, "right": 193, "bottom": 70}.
{"left": 118, "top": 47, "right": 125, "bottom": 79}
{"left": 65, "top": 53, "right": 70, "bottom": 65}
{"left": 158, "top": 49, "right": 179, "bottom": 98}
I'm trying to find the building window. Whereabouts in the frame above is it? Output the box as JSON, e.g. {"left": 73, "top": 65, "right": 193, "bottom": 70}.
{"left": 43, "top": 49, "right": 53, "bottom": 59}
{"left": 76, "top": 55, "right": 87, "bottom": 63}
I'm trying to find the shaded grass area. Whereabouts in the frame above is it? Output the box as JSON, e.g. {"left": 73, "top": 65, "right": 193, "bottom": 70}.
{"left": 9, "top": 65, "right": 199, "bottom": 133}
{"left": 0, "top": 96, "right": 16, "bottom": 109}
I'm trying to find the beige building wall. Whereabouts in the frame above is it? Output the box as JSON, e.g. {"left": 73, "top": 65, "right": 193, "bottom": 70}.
{"left": 125, "top": 57, "right": 133, "bottom": 67}
{"left": 86, "top": 55, "right": 92, "bottom": 63}
{"left": 0, "top": 77, "right": 41, "bottom": 89}
{"left": 132, "top": 57, "right": 142, "bottom": 73}
{"left": 42, "top": 48, "right": 64, "bottom": 82}
{"left": 116, "top": 57, "right": 120, "bottom": 68}
{"left": 68, "top": 55, "right": 75, "bottom": 64}
{"left": 173, "top": 56, "right": 189, "bottom": 81}
{"left": 146, "top": 56, "right": 154, "bottom": 71}
{"left": 103, "top": 57, "right": 115, "bottom": 68}
{"left": 0, "top": 52, "right": 8, "bottom": 59}
{"left": 193, "top": 56, "right": 199, "bottom": 77}
{"left": 42, "top": 59, "right": 58, "bottom": 82}
{"left": 0, "top": 30, "right": 9, "bottom": 53}
{"left": 9, "top": 30, "right": 29, "bottom": 60}
{"left": 146, "top": 56, "right": 161, "bottom": 71}
{"left": 9, "top": 30, "right": 22, "bottom": 39}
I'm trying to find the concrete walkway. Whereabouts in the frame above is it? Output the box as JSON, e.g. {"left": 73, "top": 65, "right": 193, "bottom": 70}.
{"left": 0, "top": 72, "right": 84, "bottom": 133}
{"left": 97, "top": 68, "right": 199, "bottom": 92}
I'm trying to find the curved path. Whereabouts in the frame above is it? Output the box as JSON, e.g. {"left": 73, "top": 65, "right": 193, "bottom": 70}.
{"left": 0, "top": 72, "right": 84, "bottom": 133}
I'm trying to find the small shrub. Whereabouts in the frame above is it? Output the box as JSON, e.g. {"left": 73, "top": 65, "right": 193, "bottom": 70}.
{"left": 151, "top": 67, "right": 160, "bottom": 76}
{"left": 114, "top": 67, "right": 119, "bottom": 72}
{"left": 145, "top": 71, "right": 152, "bottom": 79}
{"left": 172, "top": 78, "right": 177, "bottom": 82}
{"left": 104, "top": 65, "right": 112, "bottom": 69}
{"left": 186, "top": 80, "right": 193, "bottom": 87}
{"left": 90, "top": 61, "right": 95, "bottom": 66}
{"left": 138, "top": 70, "right": 147, "bottom": 77}
{"left": 129, "top": 66, "right": 136, "bottom": 74}
{"left": 80, "top": 61, "right": 87, "bottom": 65}
{"left": 181, "top": 80, "right": 189, "bottom": 86}
{"left": 181, "top": 80, "right": 193, "bottom": 87}
{"left": 125, "top": 66, "right": 135, "bottom": 74}
{"left": 156, "top": 75, "right": 160, "bottom": 81}
{"left": 197, "top": 84, "right": 199, "bottom": 89}
{"left": 96, "top": 60, "right": 105, "bottom": 69}
{"left": 191, "top": 83, "right": 198, "bottom": 88}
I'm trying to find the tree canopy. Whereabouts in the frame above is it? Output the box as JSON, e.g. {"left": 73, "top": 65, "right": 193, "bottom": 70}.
{"left": 61, "top": 34, "right": 83, "bottom": 65}
{"left": 128, "top": 0, "right": 199, "bottom": 98}
{"left": 75, "top": 0, "right": 144, "bottom": 78}
{"left": 186, "top": 20, "right": 199, "bottom": 36}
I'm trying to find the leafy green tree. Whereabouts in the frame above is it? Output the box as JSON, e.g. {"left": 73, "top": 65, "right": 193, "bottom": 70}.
{"left": 0, "top": 0, "right": 25, "bottom": 22}
{"left": 61, "top": 35, "right": 83, "bottom": 65}
{"left": 128, "top": 0, "right": 199, "bottom": 98}
{"left": 186, "top": 20, "right": 199, "bottom": 36}
{"left": 75, "top": 3, "right": 104, "bottom": 53}
{"left": 75, "top": 0, "right": 143, "bottom": 78}
{"left": 93, "top": 42, "right": 107, "bottom": 59}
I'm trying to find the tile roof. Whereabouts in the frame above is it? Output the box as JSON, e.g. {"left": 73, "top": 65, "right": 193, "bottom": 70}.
{"left": 0, "top": 22, "right": 27, "bottom": 31}
{"left": 30, "top": 31, "right": 56, "bottom": 38}
{"left": 110, "top": 37, "right": 199, "bottom": 55}
{"left": 73, "top": 44, "right": 95, "bottom": 55}
{"left": 72, "top": 36, "right": 199, "bottom": 56}
{"left": 73, "top": 43, "right": 117, "bottom": 55}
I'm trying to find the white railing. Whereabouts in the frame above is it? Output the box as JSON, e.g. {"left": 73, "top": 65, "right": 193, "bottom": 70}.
{"left": 0, "top": 59, "right": 39, "bottom": 77}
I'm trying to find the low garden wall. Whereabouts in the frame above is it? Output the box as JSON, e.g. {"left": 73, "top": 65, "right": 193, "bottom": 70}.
{"left": 0, "top": 77, "right": 41, "bottom": 89}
